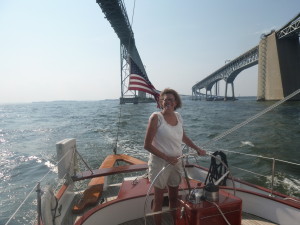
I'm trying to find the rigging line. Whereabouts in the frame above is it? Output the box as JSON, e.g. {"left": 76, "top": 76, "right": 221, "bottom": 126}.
{"left": 202, "top": 88, "right": 300, "bottom": 147}
{"left": 208, "top": 201, "right": 232, "bottom": 225}
{"left": 76, "top": 148, "right": 93, "bottom": 173}
{"left": 113, "top": 0, "right": 136, "bottom": 155}
{"left": 6, "top": 146, "right": 77, "bottom": 224}
{"left": 113, "top": 104, "right": 122, "bottom": 154}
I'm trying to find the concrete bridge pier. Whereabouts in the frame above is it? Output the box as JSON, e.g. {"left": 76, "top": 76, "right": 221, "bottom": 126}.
{"left": 224, "top": 81, "right": 235, "bottom": 101}
{"left": 215, "top": 81, "right": 220, "bottom": 97}
{"left": 257, "top": 32, "right": 300, "bottom": 100}
{"left": 205, "top": 89, "right": 211, "bottom": 100}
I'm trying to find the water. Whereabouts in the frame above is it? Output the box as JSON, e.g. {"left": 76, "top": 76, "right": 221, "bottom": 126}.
{"left": 1, "top": 97, "right": 299, "bottom": 224}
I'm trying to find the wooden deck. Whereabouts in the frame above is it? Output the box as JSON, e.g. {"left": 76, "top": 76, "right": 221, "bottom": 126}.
{"left": 242, "top": 212, "right": 278, "bottom": 225}
{"left": 119, "top": 212, "right": 278, "bottom": 225}
{"left": 72, "top": 154, "right": 147, "bottom": 213}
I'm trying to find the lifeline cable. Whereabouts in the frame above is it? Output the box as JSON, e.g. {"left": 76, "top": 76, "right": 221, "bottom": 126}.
{"left": 5, "top": 142, "right": 78, "bottom": 225}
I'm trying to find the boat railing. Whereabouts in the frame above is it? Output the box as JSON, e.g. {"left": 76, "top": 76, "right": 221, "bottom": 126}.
{"left": 183, "top": 145, "right": 300, "bottom": 198}
{"left": 4, "top": 167, "right": 64, "bottom": 225}
{"left": 222, "top": 149, "right": 299, "bottom": 197}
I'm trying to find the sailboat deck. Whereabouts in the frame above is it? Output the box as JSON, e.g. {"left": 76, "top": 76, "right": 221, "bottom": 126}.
{"left": 242, "top": 212, "right": 278, "bottom": 225}
{"left": 119, "top": 212, "right": 278, "bottom": 225}
{"left": 69, "top": 179, "right": 279, "bottom": 225}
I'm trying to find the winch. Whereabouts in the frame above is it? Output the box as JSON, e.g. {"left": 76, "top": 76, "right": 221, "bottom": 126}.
{"left": 203, "top": 182, "right": 219, "bottom": 202}
{"left": 188, "top": 176, "right": 226, "bottom": 204}
{"left": 176, "top": 151, "right": 242, "bottom": 225}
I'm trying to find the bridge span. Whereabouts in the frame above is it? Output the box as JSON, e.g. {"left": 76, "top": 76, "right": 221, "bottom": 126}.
{"left": 97, "top": 0, "right": 157, "bottom": 104}
{"left": 193, "top": 13, "right": 300, "bottom": 101}
{"left": 192, "top": 46, "right": 258, "bottom": 101}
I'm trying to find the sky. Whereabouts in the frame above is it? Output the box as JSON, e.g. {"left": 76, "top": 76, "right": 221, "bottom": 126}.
{"left": 0, "top": 0, "right": 299, "bottom": 103}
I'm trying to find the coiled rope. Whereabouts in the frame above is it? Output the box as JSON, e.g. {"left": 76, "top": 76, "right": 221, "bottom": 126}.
{"left": 204, "top": 151, "right": 228, "bottom": 185}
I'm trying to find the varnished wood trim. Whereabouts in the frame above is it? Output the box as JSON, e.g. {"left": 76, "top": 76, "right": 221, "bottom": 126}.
{"left": 56, "top": 183, "right": 68, "bottom": 200}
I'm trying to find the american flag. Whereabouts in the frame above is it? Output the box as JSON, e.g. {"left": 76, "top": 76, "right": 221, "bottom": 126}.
{"left": 128, "top": 57, "right": 160, "bottom": 105}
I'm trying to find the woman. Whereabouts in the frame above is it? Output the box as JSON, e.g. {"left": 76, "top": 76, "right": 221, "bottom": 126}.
{"left": 144, "top": 88, "right": 206, "bottom": 225}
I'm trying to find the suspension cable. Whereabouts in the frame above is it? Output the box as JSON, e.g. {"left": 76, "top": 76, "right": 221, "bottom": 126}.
{"left": 130, "top": 0, "right": 136, "bottom": 28}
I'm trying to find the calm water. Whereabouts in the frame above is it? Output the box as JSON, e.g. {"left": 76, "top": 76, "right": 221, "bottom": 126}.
{"left": 1, "top": 97, "right": 299, "bottom": 224}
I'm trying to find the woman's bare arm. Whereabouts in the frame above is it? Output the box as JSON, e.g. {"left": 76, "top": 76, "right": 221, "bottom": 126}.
{"left": 182, "top": 131, "right": 206, "bottom": 156}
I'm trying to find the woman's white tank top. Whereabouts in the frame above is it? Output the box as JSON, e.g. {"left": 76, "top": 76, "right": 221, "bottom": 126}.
{"left": 151, "top": 112, "right": 183, "bottom": 157}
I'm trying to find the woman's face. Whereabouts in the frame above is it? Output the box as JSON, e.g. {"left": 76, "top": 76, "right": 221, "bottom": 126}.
{"left": 162, "top": 93, "right": 177, "bottom": 111}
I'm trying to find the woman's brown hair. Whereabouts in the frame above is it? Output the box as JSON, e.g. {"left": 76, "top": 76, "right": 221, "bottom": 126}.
{"left": 159, "top": 88, "right": 182, "bottom": 110}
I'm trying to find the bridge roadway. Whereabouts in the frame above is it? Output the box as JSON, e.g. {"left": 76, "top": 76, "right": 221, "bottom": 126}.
{"left": 192, "top": 46, "right": 258, "bottom": 100}
{"left": 97, "top": 0, "right": 156, "bottom": 103}
{"left": 193, "top": 13, "right": 300, "bottom": 101}
{"left": 97, "top": 0, "right": 146, "bottom": 76}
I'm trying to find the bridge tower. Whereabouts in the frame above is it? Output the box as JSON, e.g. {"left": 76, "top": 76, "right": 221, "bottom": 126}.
{"left": 257, "top": 31, "right": 300, "bottom": 100}
{"left": 120, "top": 44, "right": 146, "bottom": 104}
{"left": 97, "top": 0, "right": 157, "bottom": 105}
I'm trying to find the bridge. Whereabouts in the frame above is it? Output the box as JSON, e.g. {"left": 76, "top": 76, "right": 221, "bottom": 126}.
{"left": 192, "top": 13, "right": 300, "bottom": 101}
{"left": 97, "top": 0, "right": 158, "bottom": 104}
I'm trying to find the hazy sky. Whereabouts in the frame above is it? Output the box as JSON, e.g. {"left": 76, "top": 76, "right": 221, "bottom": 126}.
{"left": 0, "top": 0, "right": 299, "bottom": 103}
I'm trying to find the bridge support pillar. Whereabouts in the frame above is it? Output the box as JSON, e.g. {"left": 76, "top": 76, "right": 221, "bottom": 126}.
{"left": 224, "top": 82, "right": 235, "bottom": 101}
{"left": 231, "top": 82, "right": 235, "bottom": 100}
{"left": 257, "top": 32, "right": 300, "bottom": 100}
{"left": 215, "top": 81, "right": 219, "bottom": 96}
{"left": 225, "top": 83, "right": 228, "bottom": 100}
